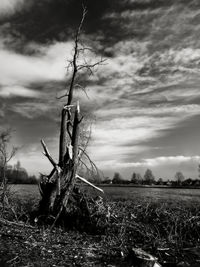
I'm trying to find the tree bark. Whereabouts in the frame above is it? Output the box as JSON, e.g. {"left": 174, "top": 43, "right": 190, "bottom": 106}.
{"left": 37, "top": 7, "right": 104, "bottom": 228}
{"left": 59, "top": 109, "right": 67, "bottom": 168}
{"left": 62, "top": 102, "right": 80, "bottom": 208}
{"left": 39, "top": 102, "right": 81, "bottom": 228}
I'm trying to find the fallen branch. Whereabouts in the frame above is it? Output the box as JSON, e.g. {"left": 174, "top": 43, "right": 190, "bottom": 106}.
{"left": 76, "top": 174, "right": 104, "bottom": 193}
{"left": 0, "top": 218, "right": 36, "bottom": 229}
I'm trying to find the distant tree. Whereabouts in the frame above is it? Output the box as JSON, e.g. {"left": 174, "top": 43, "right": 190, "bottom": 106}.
{"left": 131, "top": 172, "right": 143, "bottom": 184}
{"left": 19, "top": 168, "right": 29, "bottom": 183}
{"left": 193, "top": 179, "right": 200, "bottom": 186}
{"left": 175, "top": 171, "right": 185, "bottom": 185}
{"left": 198, "top": 164, "right": 200, "bottom": 179}
{"left": 112, "top": 172, "right": 123, "bottom": 184}
{"left": 12, "top": 160, "right": 21, "bottom": 183}
{"left": 157, "top": 178, "right": 164, "bottom": 185}
{"left": 131, "top": 172, "right": 137, "bottom": 184}
{"left": 182, "top": 178, "right": 193, "bottom": 186}
{"left": 5, "top": 165, "right": 14, "bottom": 183}
{"left": 0, "top": 129, "right": 17, "bottom": 210}
{"left": 14, "top": 160, "right": 21, "bottom": 172}
{"left": 102, "top": 177, "right": 112, "bottom": 184}
{"left": 143, "top": 169, "right": 155, "bottom": 185}
{"left": 11, "top": 160, "right": 29, "bottom": 184}
{"left": 27, "top": 175, "right": 37, "bottom": 184}
{"left": 165, "top": 179, "right": 172, "bottom": 186}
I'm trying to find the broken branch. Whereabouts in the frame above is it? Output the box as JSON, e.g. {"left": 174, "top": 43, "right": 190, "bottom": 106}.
{"left": 76, "top": 174, "right": 104, "bottom": 193}
{"left": 41, "top": 139, "right": 58, "bottom": 168}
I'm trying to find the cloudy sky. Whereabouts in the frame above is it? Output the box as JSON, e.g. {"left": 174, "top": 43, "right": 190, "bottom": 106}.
{"left": 1, "top": 0, "right": 200, "bottom": 180}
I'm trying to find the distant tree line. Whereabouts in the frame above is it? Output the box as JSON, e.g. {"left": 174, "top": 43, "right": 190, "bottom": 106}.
{"left": 101, "top": 169, "right": 200, "bottom": 187}
{"left": 0, "top": 160, "right": 37, "bottom": 184}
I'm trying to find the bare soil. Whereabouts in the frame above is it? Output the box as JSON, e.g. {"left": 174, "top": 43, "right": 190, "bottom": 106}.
{"left": 0, "top": 224, "right": 122, "bottom": 267}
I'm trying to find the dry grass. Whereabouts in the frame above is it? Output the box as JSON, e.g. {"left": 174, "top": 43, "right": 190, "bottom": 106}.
{"left": 102, "top": 199, "right": 200, "bottom": 265}
{"left": 1, "top": 187, "right": 200, "bottom": 266}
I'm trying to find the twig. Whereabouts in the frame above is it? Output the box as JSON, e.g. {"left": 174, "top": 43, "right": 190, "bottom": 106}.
{"left": 79, "top": 147, "right": 100, "bottom": 177}
{"left": 0, "top": 218, "right": 35, "bottom": 229}
{"left": 6, "top": 256, "right": 19, "bottom": 264}
{"left": 77, "top": 58, "right": 107, "bottom": 73}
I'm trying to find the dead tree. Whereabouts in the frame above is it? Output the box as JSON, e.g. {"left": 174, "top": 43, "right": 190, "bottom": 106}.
{"left": 0, "top": 129, "right": 17, "bottom": 212}
{"left": 38, "top": 7, "right": 105, "bottom": 228}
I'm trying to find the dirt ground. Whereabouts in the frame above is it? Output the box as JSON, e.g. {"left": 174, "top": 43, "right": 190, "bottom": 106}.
{"left": 0, "top": 224, "right": 128, "bottom": 267}
{"left": 0, "top": 222, "right": 200, "bottom": 267}
{"left": 1, "top": 194, "right": 200, "bottom": 267}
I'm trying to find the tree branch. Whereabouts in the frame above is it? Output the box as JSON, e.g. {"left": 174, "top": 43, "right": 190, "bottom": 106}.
{"left": 76, "top": 174, "right": 104, "bottom": 193}
{"left": 41, "top": 139, "right": 58, "bottom": 168}
{"left": 6, "top": 146, "right": 18, "bottom": 163}
{"left": 79, "top": 147, "right": 100, "bottom": 177}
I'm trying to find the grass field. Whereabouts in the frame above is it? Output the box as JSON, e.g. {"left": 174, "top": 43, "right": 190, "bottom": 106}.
{"left": 100, "top": 186, "right": 200, "bottom": 202}
{"left": 2, "top": 184, "right": 200, "bottom": 266}
{"left": 10, "top": 184, "right": 200, "bottom": 203}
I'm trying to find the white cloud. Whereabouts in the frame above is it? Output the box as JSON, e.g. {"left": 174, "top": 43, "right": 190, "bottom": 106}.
{"left": 88, "top": 100, "right": 200, "bottom": 172}
{"left": 0, "top": 42, "right": 73, "bottom": 86}
{"left": 0, "top": 85, "right": 40, "bottom": 98}
{"left": 95, "top": 104, "right": 200, "bottom": 118}
{"left": 11, "top": 152, "right": 52, "bottom": 176}
{"left": 2, "top": 2, "right": 200, "bottom": 181}
{"left": 0, "top": 0, "right": 25, "bottom": 16}
{"left": 11, "top": 102, "right": 56, "bottom": 119}
{"left": 127, "top": 156, "right": 200, "bottom": 168}
{"left": 172, "top": 48, "right": 200, "bottom": 65}
{"left": 88, "top": 115, "right": 174, "bottom": 167}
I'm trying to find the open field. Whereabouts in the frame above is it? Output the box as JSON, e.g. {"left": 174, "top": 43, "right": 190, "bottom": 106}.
{"left": 1, "top": 184, "right": 200, "bottom": 266}
{"left": 10, "top": 184, "right": 200, "bottom": 203}
{"left": 9, "top": 184, "right": 40, "bottom": 199}
{"left": 101, "top": 186, "right": 200, "bottom": 202}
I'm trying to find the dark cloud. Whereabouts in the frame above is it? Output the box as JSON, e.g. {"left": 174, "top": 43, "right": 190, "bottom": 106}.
{"left": 1, "top": 0, "right": 200, "bottom": 57}
{"left": 1, "top": 0, "right": 200, "bottom": 177}
{"left": 0, "top": 0, "right": 110, "bottom": 52}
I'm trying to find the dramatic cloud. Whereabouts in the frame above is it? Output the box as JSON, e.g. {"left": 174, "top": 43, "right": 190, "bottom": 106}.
{"left": 0, "top": 0, "right": 25, "bottom": 17}
{"left": 1, "top": 0, "right": 200, "bottom": 179}
{"left": 129, "top": 156, "right": 200, "bottom": 167}
{"left": 0, "top": 42, "right": 72, "bottom": 86}
{"left": 10, "top": 101, "right": 57, "bottom": 119}
{"left": 0, "top": 85, "right": 40, "bottom": 98}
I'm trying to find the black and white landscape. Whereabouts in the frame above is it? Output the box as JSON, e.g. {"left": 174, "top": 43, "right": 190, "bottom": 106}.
{"left": 1, "top": 0, "right": 200, "bottom": 180}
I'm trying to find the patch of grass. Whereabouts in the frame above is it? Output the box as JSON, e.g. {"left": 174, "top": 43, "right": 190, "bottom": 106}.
{"left": 1, "top": 188, "right": 200, "bottom": 266}
{"left": 0, "top": 187, "right": 38, "bottom": 223}
{"left": 102, "top": 199, "right": 200, "bottom": 265}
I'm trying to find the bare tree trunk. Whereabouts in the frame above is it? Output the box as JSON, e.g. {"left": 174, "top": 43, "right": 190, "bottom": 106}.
{"left": 59, "top": 109, "right": 67, "bottom": 168}
{"left": 38, "top": 7, "right": 104, "bottom": 228}
{"left": 39, "top": 102, "right": 81, "bottom": 225}
{"left": 62, "top": 102, "right": 80, "bottom": 208}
